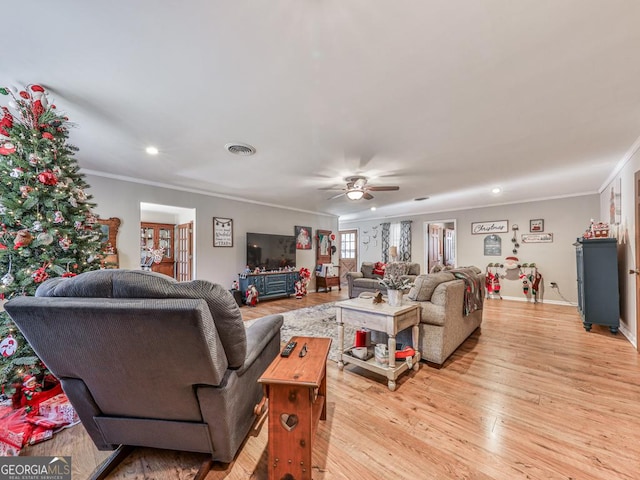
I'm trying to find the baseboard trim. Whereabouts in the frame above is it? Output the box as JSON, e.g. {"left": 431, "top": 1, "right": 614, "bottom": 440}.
{"left": 489, "top": 295, "right": 576, "bottom": 307}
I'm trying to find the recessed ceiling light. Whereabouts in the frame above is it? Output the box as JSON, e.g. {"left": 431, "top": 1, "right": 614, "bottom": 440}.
{"left": 370, "top": 207, "right": 377, "bottom": 211}
{"left": 225, "top": 143, "right": 256, "bottom": 155}
{"left": 491, "top": 187, "right": 502, "bottom": 194}
{"left": 145, "top": 146, "right": 159, "bottom": 155}
{"left": 414, "top": 196, "right": 429, "bottom": 201}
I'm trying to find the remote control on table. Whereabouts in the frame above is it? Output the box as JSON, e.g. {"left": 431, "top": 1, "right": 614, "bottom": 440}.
{"left": 280, "top": 340, "right": 297, "bottom": 357}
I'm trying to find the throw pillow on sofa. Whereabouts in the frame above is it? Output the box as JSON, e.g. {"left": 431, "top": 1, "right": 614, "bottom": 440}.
{"left": 407, "top": 272, "right": 456, "bottom": 301}
{"left": 384, "top": 262, "right": 410, "bottom": 278}
{"left": 372, "top": 262, "right": 386, "bottom": 277}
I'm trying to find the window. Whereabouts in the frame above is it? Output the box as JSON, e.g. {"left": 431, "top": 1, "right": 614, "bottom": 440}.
{"left": 340, "top": 231, "right": 356, "bottom": 258}
{"left": 389, "top": 222, "right": 401, "bottom": 252}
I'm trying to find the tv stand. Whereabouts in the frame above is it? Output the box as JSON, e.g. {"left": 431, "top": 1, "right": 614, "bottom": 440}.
{"left": 238, "top": 271, "right": 299, "bottom": 302}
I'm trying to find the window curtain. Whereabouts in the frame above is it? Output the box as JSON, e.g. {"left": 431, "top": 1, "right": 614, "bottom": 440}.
{"left": 381, "top": 223, "right": 390, "bottom": 263}
{"left": 399, "top": 220, "right": 412, "bottom": 261}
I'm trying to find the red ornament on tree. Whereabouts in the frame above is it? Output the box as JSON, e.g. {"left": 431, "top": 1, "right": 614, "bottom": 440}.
{"left": 41, "top": 132, "right": 54, "bottom": 141}
{"left": 32, "top": 266, "right": 49, "bottom": 284}
{"left": 37, "top": 170, "right": 58, "bottom": 186}
{"left": 0, "top": 107, "right": 13, "bottom": 137}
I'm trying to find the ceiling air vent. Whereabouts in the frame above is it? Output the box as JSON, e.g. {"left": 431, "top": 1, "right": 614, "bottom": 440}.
{"left": 225, "top": 143, "right": 256, "bottom": 156}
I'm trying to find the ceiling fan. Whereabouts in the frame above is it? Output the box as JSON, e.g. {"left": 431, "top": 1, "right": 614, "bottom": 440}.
{"left": 328, "top": 176, "right": 400, "bottom": 201}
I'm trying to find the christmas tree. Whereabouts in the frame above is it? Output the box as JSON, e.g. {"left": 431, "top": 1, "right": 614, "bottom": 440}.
{"left": 0, "top": 84, "right": 104, "bottom": 401}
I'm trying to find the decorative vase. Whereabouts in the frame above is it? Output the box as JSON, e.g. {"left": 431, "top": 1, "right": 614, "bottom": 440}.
{"left": 387, "top": 289, "right": 403, "bottom": 307}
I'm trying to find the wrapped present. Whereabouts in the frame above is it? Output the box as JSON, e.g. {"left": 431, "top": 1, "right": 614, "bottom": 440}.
{"left": 28, "top": 425, "right": 53, "bottom": 445}
{"left": 0, "top": 407, "right": 32, "bottom": 450}
{"left": 38, "top": 394, "right": 79, "bottom": 425}
{"left": 0, "top": 439, "right": 20, "bottom": 456}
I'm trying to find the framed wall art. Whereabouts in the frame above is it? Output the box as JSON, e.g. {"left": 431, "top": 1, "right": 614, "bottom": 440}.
{"left": 295, "top": 226, "right": 312, "bottom": 250}
{"left": 213, "top": 217, "right": 233, "bottom": 247}
{"left": 471, "top": 220, "right": 508, "bottom": 235}
{"left": 529, "top": 219, "right": 544, "bottom": 232}
{"left": 521, "top": 233, "right": 553, "bottom": 243}
{"left": 483, "top": 234, "right": 502, "bottom": 256}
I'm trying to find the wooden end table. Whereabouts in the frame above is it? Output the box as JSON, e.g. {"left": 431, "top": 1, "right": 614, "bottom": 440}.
{"left": 258, "top": 336, "right": 331, "bottom": 480}
{"left": 336, "top": 297, "right": 420, "bottom": 391}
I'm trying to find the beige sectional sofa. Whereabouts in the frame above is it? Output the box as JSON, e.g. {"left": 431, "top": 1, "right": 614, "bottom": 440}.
{"left": 346, "top": 261, "right": 421, "bottom": 298}
{"left": 373, "top": 267, "right": 484, "bottom": 366}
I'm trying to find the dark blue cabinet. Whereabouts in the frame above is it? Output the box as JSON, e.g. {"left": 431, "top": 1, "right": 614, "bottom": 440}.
{"left": 239, "top": 271, "right": 299, "bottom": 301}
{"left": 575, "top": 238, "right": 620, "bottom": 333}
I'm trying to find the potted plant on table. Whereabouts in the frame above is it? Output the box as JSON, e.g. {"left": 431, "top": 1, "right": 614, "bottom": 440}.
{"left": 379, "top": 275, "right": 414, "bottom": 306}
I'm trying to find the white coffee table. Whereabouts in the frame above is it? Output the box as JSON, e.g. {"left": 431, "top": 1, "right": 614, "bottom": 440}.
{"left": 336, "top": 297, "right": 421, "bottom": 391}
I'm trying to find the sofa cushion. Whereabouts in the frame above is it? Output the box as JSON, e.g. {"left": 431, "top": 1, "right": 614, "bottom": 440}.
{"left": 407, "top": 263, "right": 421, "bottom": 276}
{"left": 361, "top": 262, "right": 375, "bottom": 278}
{"left": 407, "top": 272, "right": 455, "bottom": 302}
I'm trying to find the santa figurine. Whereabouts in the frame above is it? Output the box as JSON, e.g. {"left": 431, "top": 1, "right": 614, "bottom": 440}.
{"left": 294, "top": 280, "right": 304, "bottom": 299}
{"left": 245, "top": 285, "right": 259, "bottom": 307}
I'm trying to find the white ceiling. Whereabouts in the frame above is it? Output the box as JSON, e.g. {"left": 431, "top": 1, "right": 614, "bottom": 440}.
{"left": 4, "top": 1, "right": 640, "bottom": 221}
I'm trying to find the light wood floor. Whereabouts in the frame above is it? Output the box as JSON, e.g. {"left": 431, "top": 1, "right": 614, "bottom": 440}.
{"left": 24, "top": 291, "right": 640, "bottom": 479}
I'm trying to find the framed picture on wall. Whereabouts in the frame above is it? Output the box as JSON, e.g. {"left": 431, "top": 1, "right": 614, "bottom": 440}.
{"left": 295, "top": 226, "right": 312, "bottom": 249}
{"left": 213, "top": 217, "right": 233, "bottom": 247}
{"left": 529, "top": 219, "right": 544, "bottom": 232}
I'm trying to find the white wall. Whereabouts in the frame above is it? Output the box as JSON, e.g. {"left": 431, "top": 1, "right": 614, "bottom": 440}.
{"left": 340, "top": 195, "right": 599, "bottom": 303}
{"left": 599, "top": 143, "right": 640, "bottom": 348}
{"left": 86, "top": 175, "right": 339, "bottom": 288}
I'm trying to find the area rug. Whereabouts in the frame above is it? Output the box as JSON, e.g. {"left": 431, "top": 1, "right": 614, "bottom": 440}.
{"left": 244, "top": 302, "right": 356, "bottom": 361}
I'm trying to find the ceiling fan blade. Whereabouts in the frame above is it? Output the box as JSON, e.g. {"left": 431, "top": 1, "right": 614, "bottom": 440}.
{"left": 367, "top": 185, "right": 400, "bottom": 191}
{"left": 363, "top": 192, "right": 374, "bottom": 200}
{"left": 327, "top": 192, "right": 346, "bottom": 200}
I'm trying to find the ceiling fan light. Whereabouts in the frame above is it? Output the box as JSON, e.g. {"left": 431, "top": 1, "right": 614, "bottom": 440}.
{"left": 346, "top": 189, "right": 365, "bottom": 200}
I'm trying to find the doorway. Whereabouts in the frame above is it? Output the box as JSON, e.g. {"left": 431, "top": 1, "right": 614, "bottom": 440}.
{"left": 140, "top": 203, "right": 196, "bottom": 280}
{"left": 635, "top": 170, "right": 640, "bottom": 352}
{"left": 339, "top": 229, "right": 358, "bottom": 285}
{"left": 424, "top": 220, "right": 457, "bottom": 273}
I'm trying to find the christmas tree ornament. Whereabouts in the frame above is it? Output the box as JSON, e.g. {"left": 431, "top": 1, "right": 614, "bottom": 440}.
{"left": 1, "top": 272, "right": 14, "bottom": 286}
{"left": 31, "top": 265, "right": 49, "bottom": 283}
{"left": 28, "top": 153, "right": 39, "bottom": 166}
{"left": 19, "top": 185, "right": 33, "bottom": 198}
{"left": 0, "top": 107, "right": 13, "bottom": 137}
{"left": 41, "top": 132, "right": 54, "bottom": 141}
{"left": 10, "top": 167, "right": 23, "bottom": 177}
{"left": 75, "top": 188, "right": 87, "bottom": 203}
{"left": 69, "top": 196, "right": 77, "bottom": 208}
{"left": 58, "top": 238, "right": 71, "bottom": 251}
{"left": 32, "top": 221, "right": 42, "bottom": 231}
{"left": 0, "top": 334, "right": 17, "bottom": 357}
{"left": 53, "top": 211, "right": 64, "bottom": 223}
{"left": 0, "top": 142, "right": 16, "bottom": 155}
{"left": 37, "top": 170, "right": 58, "bottom": 186}
{"left": 13, "top": 230, "right": 33, "bottom": 248}
{"left": 36, "top": 232, "right": 54, "bottom": 245}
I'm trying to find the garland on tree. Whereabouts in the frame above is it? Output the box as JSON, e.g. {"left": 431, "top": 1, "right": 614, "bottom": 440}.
{"left": 0, "top": 84, "right": 104, "bottom": 403}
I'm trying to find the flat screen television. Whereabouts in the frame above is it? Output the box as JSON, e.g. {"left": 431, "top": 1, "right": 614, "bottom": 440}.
{"left": 246, "top": 232, "right": 296, "bottom": 271}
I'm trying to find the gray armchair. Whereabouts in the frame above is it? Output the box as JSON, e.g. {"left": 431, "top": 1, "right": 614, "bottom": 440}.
{"left": 5, "top": 270, "right": 283, "bottom": 478}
